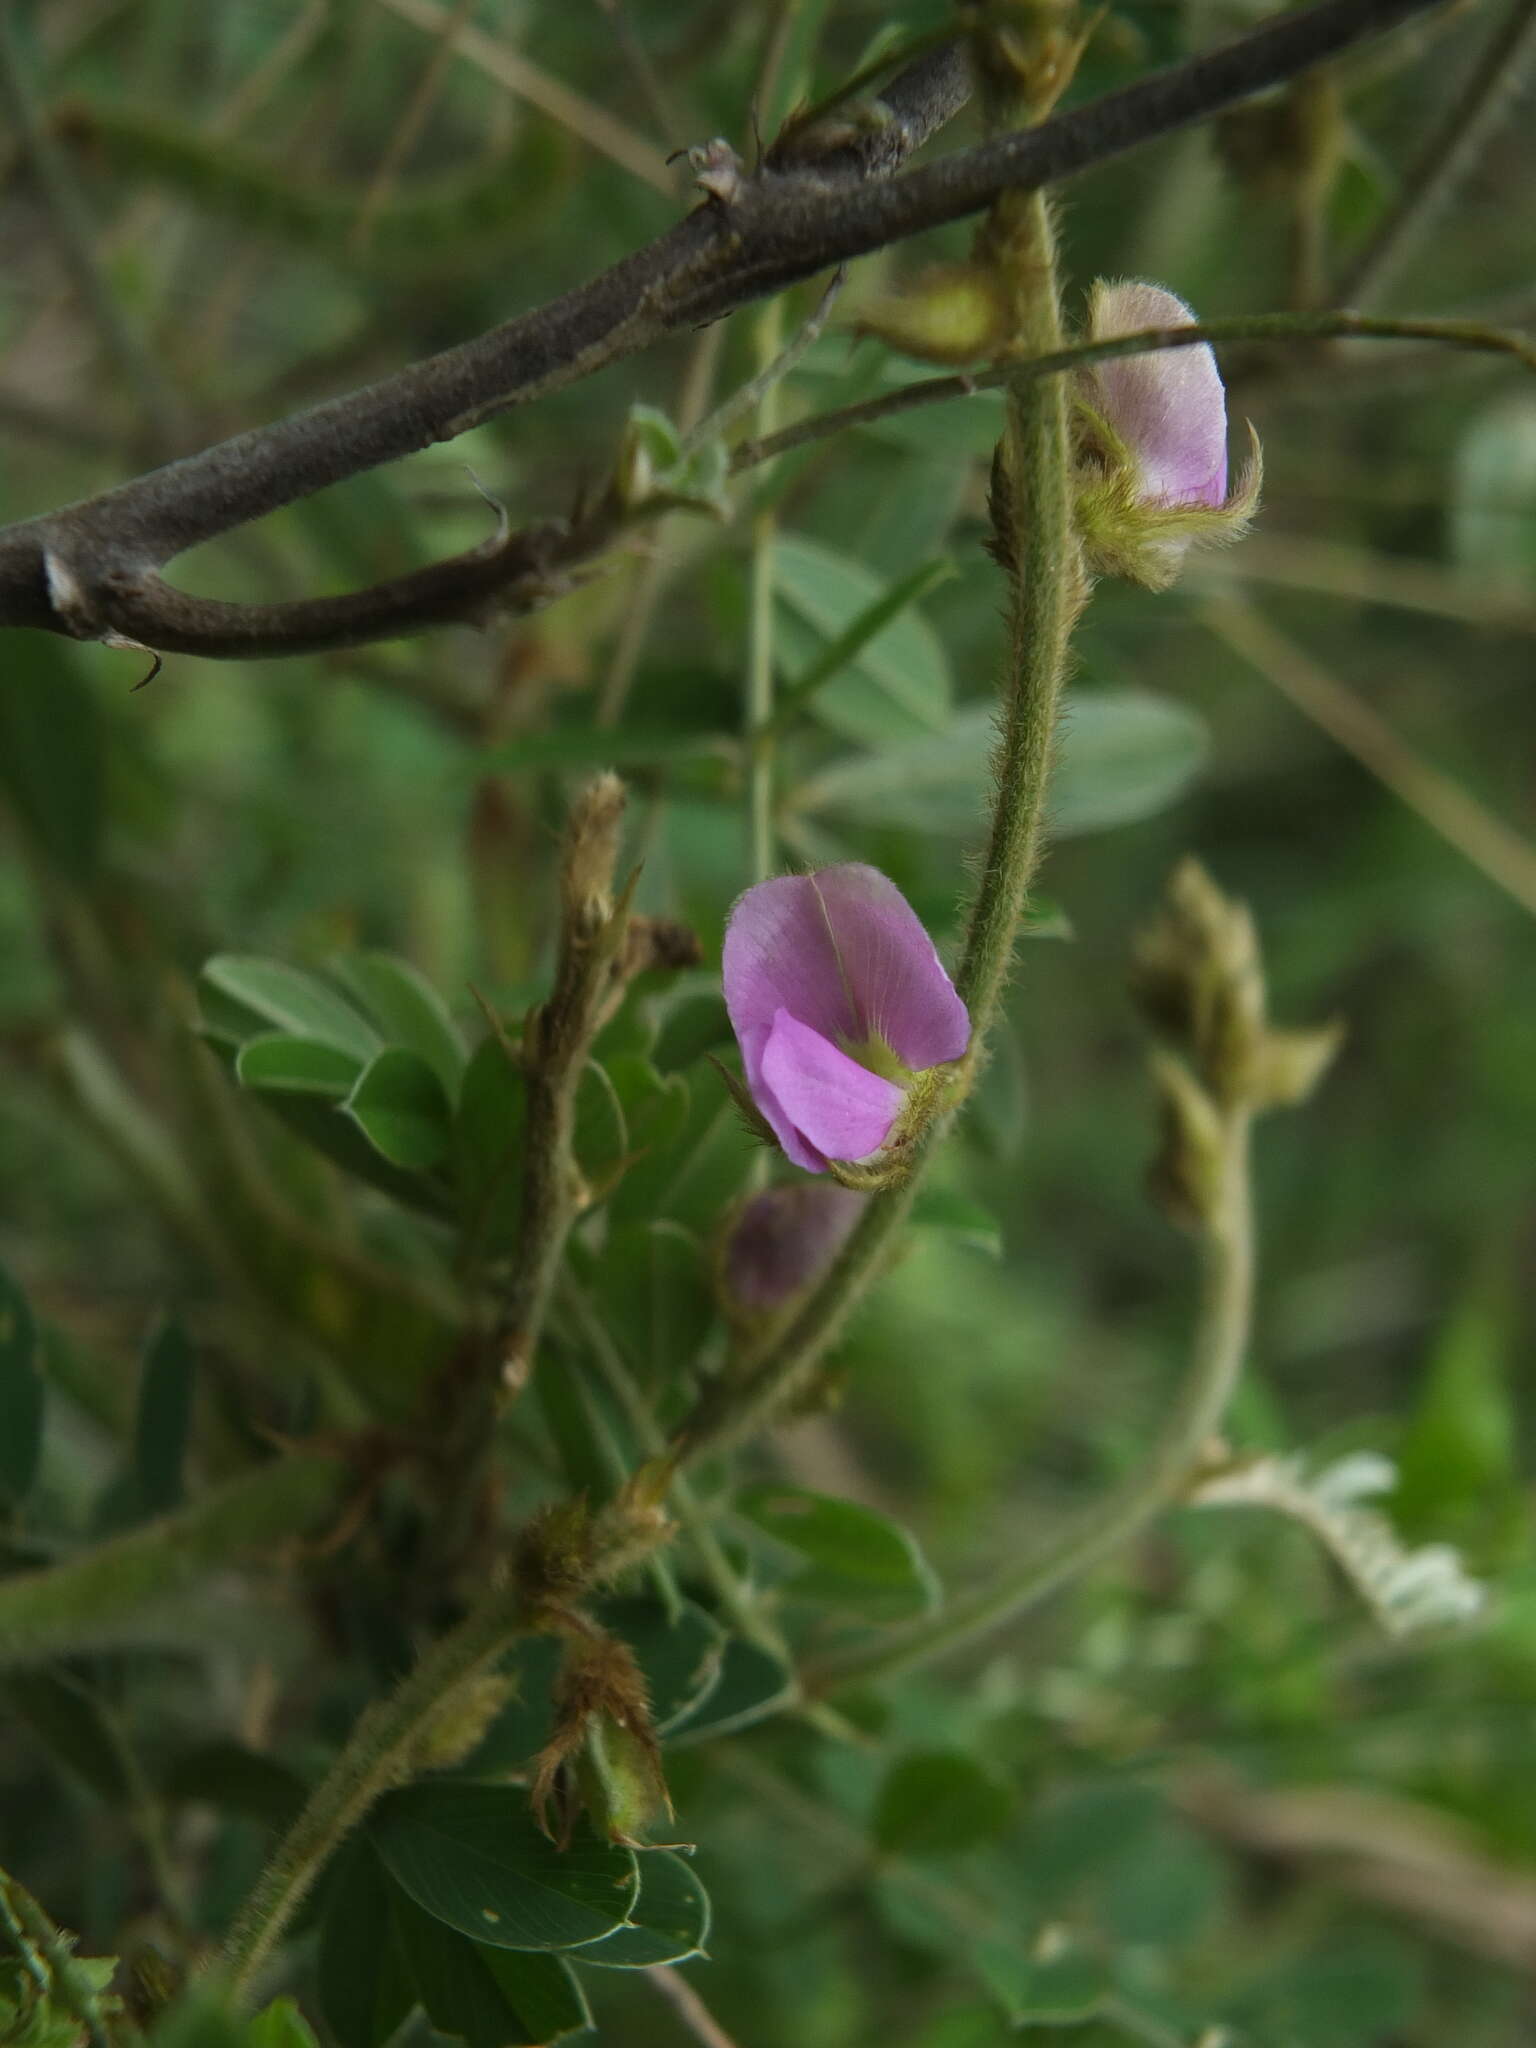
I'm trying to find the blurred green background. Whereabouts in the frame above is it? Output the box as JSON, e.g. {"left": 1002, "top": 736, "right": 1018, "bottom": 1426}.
{"left": 1, "top": 1, "right": 1534, "bottom": 2043}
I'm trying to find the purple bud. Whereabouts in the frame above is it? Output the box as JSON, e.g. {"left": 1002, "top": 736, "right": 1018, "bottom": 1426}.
{"left": 1087, "top": 281, "right": 1228, "bottom": 509}
{"left": 722, "top": 1182, "right": 867, "bottom": 1312}
{"left": 722, "top": 864, "right": 970, "bottom": 1174}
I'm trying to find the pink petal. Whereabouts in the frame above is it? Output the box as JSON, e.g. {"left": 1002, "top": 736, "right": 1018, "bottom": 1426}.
{"left": 760, "top": 1009, "right": 903, "bottom": 1164}
{"left": 723, "top": 866, "right": 968, "bottom": 1071}
{"left": 723, "top": 873, "right": 861, "bottom": 1057}
{"left": 813, "top": 865, "right": 971, "bottom": 1070}
{"left": 737, "top": 1021, "right": 830, "bottom": 1173}
{"left": 1089, "top": 281, "right": 1228, "bottom": 509}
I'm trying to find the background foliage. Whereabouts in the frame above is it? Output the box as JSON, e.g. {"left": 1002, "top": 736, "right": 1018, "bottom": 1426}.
{"left": 1, "top": 1, "right": 1534, "bottom": 2044}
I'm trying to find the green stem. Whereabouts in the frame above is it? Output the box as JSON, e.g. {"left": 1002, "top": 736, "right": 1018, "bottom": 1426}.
{"left": 956, "top": 189, "right": 1081, "bottom": 1027}
{"left": 562, "top": 1278, "right": 778, "bottom": 1650}
{"left": 0, "top": 1868, "right": 116, "bottom": 2048}
{"left": 805, "top": 1111, "right": 1254, "bottom": 1692}
{"left": 0, "top": 1453, "right": 347, "bottom": 1670}
{"left": 217, "top": 1575, "right": 533, "bottom": 2004}
{"left": 675, "top": 193, "right": 1082, "bottom": 1469}
{"left": 745, "top": 302, "right": 785, "bottom": 889}
{"left": 731, "top": 310, "right": 1536, "bottom": 474}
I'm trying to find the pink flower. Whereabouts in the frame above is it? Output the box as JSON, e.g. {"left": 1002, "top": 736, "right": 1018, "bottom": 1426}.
{"left": 723, "top": 864, "right": 970, "bottom": 1176}
{"left": 1086, "top": 281, "right": 1229, "bottom": 508}
{"left": 722, "top": 1183, "right": 867, "bottom": 1313}
{"left": 1074, "top": 280, "right": 1260, "bottom": 591}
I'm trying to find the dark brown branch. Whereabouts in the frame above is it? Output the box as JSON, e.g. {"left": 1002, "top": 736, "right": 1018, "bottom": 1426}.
{"left": 0, "top": 0, "right": 1443, "bottom": 662}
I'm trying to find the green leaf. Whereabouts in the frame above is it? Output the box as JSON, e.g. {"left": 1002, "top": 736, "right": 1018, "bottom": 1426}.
{"left": 736, "top": 1484, "right": 941, "bottom": 1619}
{"left": 774, "top": 533, "right": 952, "bottom": 747}
{"left": 246, "top": 1999, "right": 321, "bottom": 2048}
{"left": 874, "top": 1752, "right": 1015, "bottom": 1859}
{"left": 911, "top": 1188, "right": 1003, "bottom": 1258}
{"left": 235, "top": 1034, "right": 365, "bottom": 1096}
{"left": 455, "top": 1034, "right": 528, "bottom": 1249}
{"left": 774, "top": 556, "right": 956, "bottom": 731}
{"left": 344, "top": 1047, "right": 453, "bottom": 1171}
{"left": 666, "top": 1636, "right": 796, "bottom": 1747}
{"left": 594, "top": 1220, "right": 715, "bottom": 1385}
{"left": 390, "top": 1883, "right": 591, "bottom": 2046}
{"left": 1053, "top": 688, "right": 1211, "bottom": 834}
{"left": 1395, "top": 1291, "right": 1519, "bottom": 1536}
{"left": 134, "top": 1317, "right": 194, "bottom": 1517}
{"left": 973, "top": 1940, "right": 1109, "bottom": 2029}
{"left": 795, "top": 690, "right": 1208, "bottom": 839}
{"left": 201, "top": 956, "right": 381, "bottom": 1060}
{"left": 318, "top": 1840, "right": 415, "bottom": 2048}
{"left": 580, "top": 1850, "right": 710, "bottom": 1967}
{"left": 0, "top": 1259, "right": 42, "bottom": 1504}
{"left": 333, "top": 952, "right": 467, "bottom": 1097}
{"left": 370, "top": 1782, "right": 639, "bottom": 1951}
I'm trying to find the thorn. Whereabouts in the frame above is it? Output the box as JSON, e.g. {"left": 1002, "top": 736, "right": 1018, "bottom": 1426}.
{"left": 464, "top": 465, "right": 511, "bottom": 551}
{"left": 129, "top": 648, "right": 164, "bottom": 692}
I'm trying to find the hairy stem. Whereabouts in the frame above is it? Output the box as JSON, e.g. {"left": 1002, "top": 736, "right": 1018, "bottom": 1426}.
{"left": 675, "top": 192, "right": 1082, "bottom": 1467}
{"left": 217, "top": 1575, "right": 533, "bottom": 2002}
{"left": 806, "top": 1112, "right": 1255, "bottom": 1691}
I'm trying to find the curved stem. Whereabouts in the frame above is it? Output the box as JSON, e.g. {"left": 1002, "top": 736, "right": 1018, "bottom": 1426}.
{"left": 217, "top": 1577, "right": 533, "bottom": 2004}
{"left": 731, "top": 310, "right": 1536, "bottom": 474}
{"left": 805, "top": 1112, "right": 1255, "bottom": 1692}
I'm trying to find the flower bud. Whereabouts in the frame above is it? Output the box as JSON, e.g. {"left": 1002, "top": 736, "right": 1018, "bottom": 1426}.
{"left": 1074, "top": 280, "right": 1261, "bottom": 590}
{"left": 530, "top": 1632, "right": 671, "bottom": 1849}
{"left": 722, "top": 864, "right": 970, "bottom": 1188}
{"left": 856, "top": 263, "right": 1012, "bottom": 367}
{"left": 719, "top": 1182, "right": 866, "bottom": 1323}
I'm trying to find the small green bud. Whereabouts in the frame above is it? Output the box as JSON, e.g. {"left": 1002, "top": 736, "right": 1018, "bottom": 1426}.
{"left": 1248, "top": 1020, "right": 1345, "bottom": 1110}
{"left": 1147, "top": 1050, "right": 1225, "bottom": 1232}
{"left": 857, "top": 263, "right": 1012, "bottom": 367}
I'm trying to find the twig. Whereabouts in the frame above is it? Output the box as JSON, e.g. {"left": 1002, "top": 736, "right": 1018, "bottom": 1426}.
{"left": 647, "top": 1964, "right": 745, "bottom": 2048}
{"left": 1335, "top": 0, "right": 1536, "bottom": 308}
{"left": 494, "top": 777, "right": 635, "bottom": 1397}
{"left": 1202, "top": 595, "right": 1536, "bottom": 920}
{"left": 0, "top": 0, "right": 1444, "bottom": 659}
{"left": 679, "top": 267, "right": 846, "bottom": 459}
{"left": 596, "top": 319, "right": 726, "bottom": 726}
